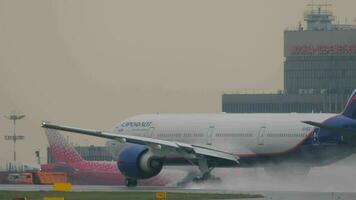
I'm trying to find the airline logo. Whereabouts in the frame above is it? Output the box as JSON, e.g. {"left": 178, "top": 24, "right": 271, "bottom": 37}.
{"left": 121, "top": 121, "right": 152, "bottom": 128}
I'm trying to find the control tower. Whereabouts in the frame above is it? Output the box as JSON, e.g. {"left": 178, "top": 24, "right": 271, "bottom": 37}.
{"left": 222, "top": 2, "right": 356, "bottom": 114}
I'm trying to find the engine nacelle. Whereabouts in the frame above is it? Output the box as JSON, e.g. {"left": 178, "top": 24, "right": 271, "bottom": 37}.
{"left": 117, "top": 145, "right": 163, "bottom": 179}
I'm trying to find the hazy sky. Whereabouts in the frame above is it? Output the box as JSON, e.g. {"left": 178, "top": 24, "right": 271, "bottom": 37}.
{"left": 0, "top": 0, "right": 355, "bottom": 164}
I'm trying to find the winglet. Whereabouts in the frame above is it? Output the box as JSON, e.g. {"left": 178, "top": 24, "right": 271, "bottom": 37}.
{"left": 42, "top": 121, "right": 49, "bottom": 127}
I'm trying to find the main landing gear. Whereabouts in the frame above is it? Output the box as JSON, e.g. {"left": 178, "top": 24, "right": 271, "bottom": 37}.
{"left": 177, "top": 156, "right": 222, "bottom": 186}
{"left": 125, "top": 178, "right": 138, "bottom": 187}
{"left": 195, "top": 156, "right": 221, "bottom": 182}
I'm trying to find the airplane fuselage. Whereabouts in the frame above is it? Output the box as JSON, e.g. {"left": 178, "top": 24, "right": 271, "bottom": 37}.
{"left": 114, "top": 113, "right": 355, "bottom": 168}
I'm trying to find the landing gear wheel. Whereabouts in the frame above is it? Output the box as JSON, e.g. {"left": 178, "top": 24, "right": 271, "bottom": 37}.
{"left": 125, "top": 178, "right": 138, "bottom": 187}
{"left": 192, "top": 173, "right": 222, "bottom": 184}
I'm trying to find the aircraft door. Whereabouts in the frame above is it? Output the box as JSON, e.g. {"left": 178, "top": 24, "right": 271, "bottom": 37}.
{"left": 206, "top": 125, "right": 215, "bottom": 145}
{"left": 312, "top": 128, "right": 320, "bottom": 145}
{"left": 145, "top": 127, "right": 155, "bottom": 138}
{"left": 258, "top": 126, "right": 266, "bottom": 145}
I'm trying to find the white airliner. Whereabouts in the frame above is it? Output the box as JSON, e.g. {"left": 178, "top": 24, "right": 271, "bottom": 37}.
{"left": 42, "top": 90, "right": 356, "bottom": 187}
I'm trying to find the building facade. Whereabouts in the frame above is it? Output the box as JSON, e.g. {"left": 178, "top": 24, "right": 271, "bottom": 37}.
{"left": 284, "top": 30, "right": 356, "bottom": 95}
{"left": 223, "top": 93, "right": 349, "bottom": 113}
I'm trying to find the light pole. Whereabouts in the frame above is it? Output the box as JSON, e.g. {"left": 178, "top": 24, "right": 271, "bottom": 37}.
{"left": 4, "top": 114, "right": 25, "bottom": 162}
{"left": 35, "top": 150, "right": 41, "bottom": 165}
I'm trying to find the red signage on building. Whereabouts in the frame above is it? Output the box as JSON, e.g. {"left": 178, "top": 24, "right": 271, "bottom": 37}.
{"left": 290, "top": 44, "right": 356, "bottom": 55}
{"left": 4, "top": 135, "right": 24, "bottom": 140}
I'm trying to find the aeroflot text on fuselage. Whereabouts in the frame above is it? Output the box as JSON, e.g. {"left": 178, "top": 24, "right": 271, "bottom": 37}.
{"left": 121, "top": 121, "right": 152, "bottom": 128}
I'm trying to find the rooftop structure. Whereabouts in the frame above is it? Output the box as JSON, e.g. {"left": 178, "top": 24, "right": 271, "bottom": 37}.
{"left": 304, "top": 3, "right": 334, "bottom": 31}
{"left": 302, "top": 2, "right": 356, "bottom": 31}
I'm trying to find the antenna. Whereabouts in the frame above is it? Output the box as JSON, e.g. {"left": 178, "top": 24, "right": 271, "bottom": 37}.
{"left": 298, "top": 21, "right": 303, "bottom": 31}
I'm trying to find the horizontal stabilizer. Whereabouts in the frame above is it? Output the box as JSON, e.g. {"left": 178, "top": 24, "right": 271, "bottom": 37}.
{"left": 302, "top": 121, "right": 356, "bottom": 140}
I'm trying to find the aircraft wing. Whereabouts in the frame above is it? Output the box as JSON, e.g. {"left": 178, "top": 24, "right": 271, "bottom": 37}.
{"left": 41, "top": 122, "right": 239, "bottom": 166}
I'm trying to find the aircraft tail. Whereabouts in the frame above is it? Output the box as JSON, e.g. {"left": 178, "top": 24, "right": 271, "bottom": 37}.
{"left": 45, "top": 128, "right": 84, "bottom": 163}
{"left": 302, "top": 90, "right": 356, "bottom": 143}
{"left": 342, "top": 89, "right": 356, "bottom": 119}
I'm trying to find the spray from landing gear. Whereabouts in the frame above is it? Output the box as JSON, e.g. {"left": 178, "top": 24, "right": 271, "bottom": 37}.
{"left": 181, "top": 162, "right": 356, "bottom": 193}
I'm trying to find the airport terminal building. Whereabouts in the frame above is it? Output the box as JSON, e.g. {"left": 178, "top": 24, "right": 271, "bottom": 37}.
{"left": 223, "top": 6, "right": 356, "bottom": 113}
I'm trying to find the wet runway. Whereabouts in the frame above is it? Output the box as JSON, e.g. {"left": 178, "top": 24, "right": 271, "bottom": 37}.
{"left": 2, "top": 165, "right": 356, "bottom": 199}
{"left": 1, "top": 184, "right": 356, "bottom": 200}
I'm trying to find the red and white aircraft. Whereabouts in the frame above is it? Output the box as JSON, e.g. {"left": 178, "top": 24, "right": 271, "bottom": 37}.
{"left": 41, "top": 129, "right": 180, "bottom": 185}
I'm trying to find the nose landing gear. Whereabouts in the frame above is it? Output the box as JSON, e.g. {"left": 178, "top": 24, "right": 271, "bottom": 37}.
{"left": 125, "top": 178, "right": 138, "bottom": 187}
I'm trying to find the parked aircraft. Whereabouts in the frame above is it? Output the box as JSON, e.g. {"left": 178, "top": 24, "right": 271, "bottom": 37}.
{"left": 41, "top": 129, "right": 178, "bottom": 185}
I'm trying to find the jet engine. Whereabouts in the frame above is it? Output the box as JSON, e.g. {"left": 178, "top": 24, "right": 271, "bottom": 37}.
{"left": 117, "top": 145, "right": 163, "bottom": 179}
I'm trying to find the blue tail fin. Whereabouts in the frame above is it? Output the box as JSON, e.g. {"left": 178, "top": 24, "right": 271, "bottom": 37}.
{"left": 342, "top": 89, "right": 356, "bottom": 119}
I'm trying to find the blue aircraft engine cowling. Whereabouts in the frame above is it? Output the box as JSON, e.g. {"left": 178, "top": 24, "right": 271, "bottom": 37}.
{"left": 117, "top": 145, "right": 163, "bottom": 179}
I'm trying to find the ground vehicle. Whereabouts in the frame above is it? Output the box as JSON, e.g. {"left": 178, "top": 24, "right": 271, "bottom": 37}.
{"left": 7, "top": 172, "right": 67, "bottom": 184}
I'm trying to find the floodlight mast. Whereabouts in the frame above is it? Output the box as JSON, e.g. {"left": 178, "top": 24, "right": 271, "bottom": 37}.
{"left": 4, "top": 114, "right": 25, "bottom": 162}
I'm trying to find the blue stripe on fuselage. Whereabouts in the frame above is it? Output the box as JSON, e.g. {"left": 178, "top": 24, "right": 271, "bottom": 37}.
{"left": 238, "top": 115, "right": 356, "bottom": 167}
